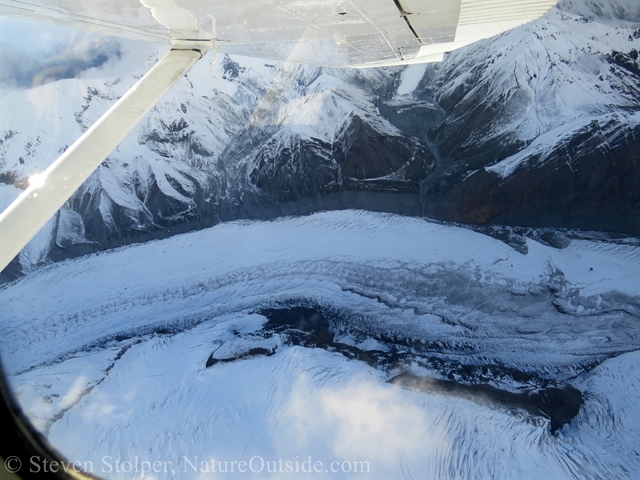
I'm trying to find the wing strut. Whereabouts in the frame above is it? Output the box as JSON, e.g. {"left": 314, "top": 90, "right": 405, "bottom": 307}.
{"left": 0, "top": 47, "right": 206, "bottom": 273}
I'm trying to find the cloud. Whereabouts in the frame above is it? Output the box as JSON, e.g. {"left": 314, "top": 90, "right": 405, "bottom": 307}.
{"left": 0, "top": 35, "right": 121, "bottom": 91}
{"left": 0, "top": 43, "right": 40, "bottom": 90}
{"left": 276, "top": 372, "right": 452, "bottom": 473}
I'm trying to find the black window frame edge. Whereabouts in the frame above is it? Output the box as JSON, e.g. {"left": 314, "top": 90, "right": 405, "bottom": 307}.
{"left": 0, "top": 355, "right": 98, "bottom": 480}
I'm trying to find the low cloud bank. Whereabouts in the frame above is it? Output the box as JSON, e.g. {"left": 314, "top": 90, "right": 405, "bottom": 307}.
{"left": 1, "top": 36, "right": 121, "bottom": 91}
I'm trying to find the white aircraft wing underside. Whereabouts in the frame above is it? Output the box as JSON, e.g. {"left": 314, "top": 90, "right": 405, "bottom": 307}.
{"left": 0, "top": 0, "right": 560, "bottom": 67}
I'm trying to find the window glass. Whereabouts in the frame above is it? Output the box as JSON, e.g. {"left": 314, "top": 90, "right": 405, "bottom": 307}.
{"left": 1, "top": 3, "right": 639, "bottom": 479}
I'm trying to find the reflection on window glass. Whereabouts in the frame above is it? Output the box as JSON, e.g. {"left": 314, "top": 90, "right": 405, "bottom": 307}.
{"left": 1, "top": 1, "right": 639, "bottom": 479}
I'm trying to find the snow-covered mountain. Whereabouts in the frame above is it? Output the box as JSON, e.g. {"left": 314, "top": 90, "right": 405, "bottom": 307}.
{"left": 1, "top": 0, "right": 638, "bottom": 276}
{"left": 420, "top": 0, "right": 640, "bottom": 233}
{"left": 0, "top": 46, "right": 432, "bottom": 275}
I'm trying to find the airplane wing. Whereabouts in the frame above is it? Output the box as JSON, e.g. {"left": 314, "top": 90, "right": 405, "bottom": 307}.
{"left": 0, "top": 0, "right": 560, "bottom": 67}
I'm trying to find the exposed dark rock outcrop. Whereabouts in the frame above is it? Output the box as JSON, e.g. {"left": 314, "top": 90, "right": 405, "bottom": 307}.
{"left": 422, "top": 114, "right": 640, "bottom": 234}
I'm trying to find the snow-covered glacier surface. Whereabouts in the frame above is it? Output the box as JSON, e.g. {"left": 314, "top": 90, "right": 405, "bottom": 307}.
{"left": 1, "top": 210, "right": 639, "bottom": 479}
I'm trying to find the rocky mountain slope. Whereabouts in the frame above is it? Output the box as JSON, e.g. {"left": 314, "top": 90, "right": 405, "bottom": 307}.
{"left": 0, "top": 0, "right": 638, "bottom": 274}
{"left": 419, "top": 0, "right": 640, "bottom": 233}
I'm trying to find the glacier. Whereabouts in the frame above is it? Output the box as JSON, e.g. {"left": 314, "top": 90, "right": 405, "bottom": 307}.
{"left": 1, "top": 210, "right": 638, "bottom": 479}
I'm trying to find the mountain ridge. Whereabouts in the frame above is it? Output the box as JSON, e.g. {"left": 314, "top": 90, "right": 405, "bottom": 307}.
{"left": 0, "top": 0, "right": 638, "bottom": 275}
